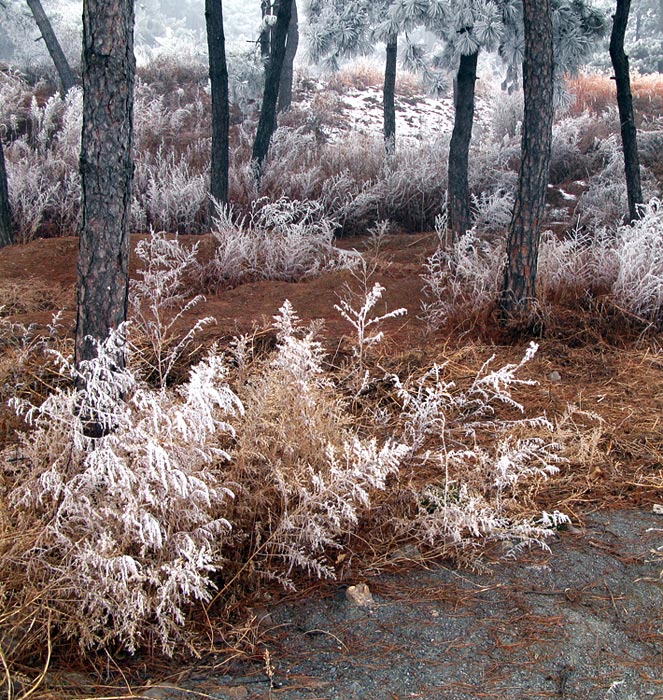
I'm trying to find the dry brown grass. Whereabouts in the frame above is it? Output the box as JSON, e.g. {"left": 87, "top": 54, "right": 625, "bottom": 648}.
{"left": 568, "top": 72, "right": 663, "bottom": 122}
{"left": 326, "top": 59, "right": 422, "bottom": 98}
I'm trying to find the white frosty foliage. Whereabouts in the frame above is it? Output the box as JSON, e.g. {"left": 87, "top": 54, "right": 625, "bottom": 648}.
{"left": 392, "top": 342, "right": 567, "bottom": 553}
{"left": 421, "top": 227, "right": 504, "bottom": 329}
{"left": 9, "top": 330, "right": 242, "bottom": 653}
{"left": 208, "top": 196, "right": 357, "bottom": 288}
{"left": 334, "top": 281, "right": 407, "bottom": 364}
{"left": 269, "top": 437, "right": 408, "bottom": 583}
{"left": 130, "top": 229, "right": 215, "bottom": 386}
{"left": 612, "top": 199, "right": 663, "bottom": 323}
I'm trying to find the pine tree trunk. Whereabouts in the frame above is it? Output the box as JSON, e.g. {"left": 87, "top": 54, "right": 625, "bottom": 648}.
{"left": 277, "top": 0, "right": 298, "bottom": 113}
{"left": 501, "top": 0, "right": 554, "bottom": 320}
{"left": 76, "top": 0, "right": 135, "bottom": 371}
{"left": 26, "top": 0, "right": 77, "bottom": 94}
{"left": 206, "top": 0, "right": 230, "bottom": 218}
{"left": 259, "top": 0, "right": 272, "bottom": 68}
{"left": 448, "top": 50, "right": 478, "bottom": 242}
{"left": 252, "top": 0, "right": 292, "bottom": 183}
{"left": 0, "top": 138, "right": 13, "bottom": 248}
{"left": 610, "top": 0, "right": 643, "bottom": 223}
{"left": 383, "top": 35, "right": 397, "bottom": 155}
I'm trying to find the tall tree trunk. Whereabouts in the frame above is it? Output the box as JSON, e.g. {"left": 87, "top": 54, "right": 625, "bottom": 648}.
{"left": 76, "top": 0, "right": 135, "bottom": 372}
{"left": 259, "top": 0, "right": 272, "bottom": 68}
{"left": 383, "top": 34, "right": 397, "bottom": 155}
{"left": 25, "top": 0, "right": 77, "bottom": 94}
{"left": 501, "top": 0, "right": 554, "bottom": 320}
{"left": 448, "top": 50, "right": 478, "bottom": 241}
{"left": 277, "top": 0, "right": 298, "bottom": 113}
{"left": 205, "top": 0, "right": 230, "bottom": 219}
{"left": 0, "top": 138, "right": 13, "bottom": 248}
{"left": 610, "top": 0, "right": 643, "bottom": 223}
{"left": 252, "top": 0, "right": 292, "bottom": 183}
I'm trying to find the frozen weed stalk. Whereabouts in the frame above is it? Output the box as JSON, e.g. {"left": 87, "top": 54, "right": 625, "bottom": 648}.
{"left": 130, "top": 229, "right": 214, "bottom": 387}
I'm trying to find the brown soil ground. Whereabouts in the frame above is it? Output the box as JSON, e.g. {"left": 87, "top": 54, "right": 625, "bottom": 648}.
{"left": 2, "top": 233, "right": 663, "bottom": 699}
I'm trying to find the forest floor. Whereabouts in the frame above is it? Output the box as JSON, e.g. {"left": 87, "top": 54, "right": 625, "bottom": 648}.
{"left": 2, "top": 229, "right": 663, "bottom": 699}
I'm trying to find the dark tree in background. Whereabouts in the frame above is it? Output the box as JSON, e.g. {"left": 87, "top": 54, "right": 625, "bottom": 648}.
{"left": 383, "top": 34, "right": 397, "bottom": 155}
{"left": 501, "top": 0, "right": 554, "bottom": 319}
{"left": 76, "top": 0, "right": 135, "bottom": 369}
{"left": 0, "top": 137, "right": 13, "bottom": 248}
{"left": 25, "top": 0, "right": 77, "bottom": 93}
{"left": 448, "top": 49, "right": 478, "bottom": 241}
{"left": 277, "top": 0, "right": 299, "bottom": 113}
{"left": 205, "top": 0, "right": 230, "bottom": 216}
{"left": 610, "top": 0, "right": 643, "bottom": 223}
{"left": 252, "top": 0, "right": 292, "bottom": 182}
{"left": 259, "top": 0, "right": 273, "bottom": 68}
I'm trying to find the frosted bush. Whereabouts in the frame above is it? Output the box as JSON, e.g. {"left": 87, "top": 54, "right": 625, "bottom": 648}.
{"left": 133, "top": 150, "right": 208, "bottom": 233}
{"left": 612, "top": 199, "right": 663, "bottom": 323}
{"left": 3, "top": 87, "right": 82, "bottom": 239}
{"left": 343, "top": 137, "right": 449, "bottom": 232}
{"left": 7, "top": 330, "right": 242, "bottom": 654}
{"left": 228, "top": 301, "right": 408, "bottom": 587}
{"left": 421, "top": 227, "right": 504, "bottom": 330}
{"left": 548, "top": 112, "right": 596, "bottom": 183}
{"left": 335, "top": 280, "right": 407, "bottom": 366}
{"left": 576, "top": 136, "right": 659, "bottom": 229}
{"left": 471, "top": 189, "right": 514, "bottom": 234}
{"left": 391, "top": 342, "right": 568, "bottom": 554}
{"left": 537, "top": 225, "right": 619, "bottom": 299}
{"left": 206, "top": 196, "right": 357, "bottom": 289}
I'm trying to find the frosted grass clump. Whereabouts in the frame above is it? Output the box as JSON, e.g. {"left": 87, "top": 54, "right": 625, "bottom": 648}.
{"left": 228, "top": 300, "right": 408, "bottom": 587}
{"left": 208, "top": 196, "right": 357, "bottom": 288}
{"left": 537, "top": 225, "right": 619, "bottom": 299}
{"left": 421, "top": 227, "right": 504, "bottom": 329}
{"left": 8, "top": 329, "right": 242, "bottom": 653}
{"left": 612, "top": 199, "right": 663, "bottom": 323}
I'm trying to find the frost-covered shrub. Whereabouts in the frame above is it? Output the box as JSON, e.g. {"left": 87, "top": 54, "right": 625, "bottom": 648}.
{"left": 6, "top": 330, "right": 242, "bottom": 654}
{"left": 227, "top": 301, "right": 408, "bottom": 586}
{"left": 343, "top": 137, "right": 449, "bottom": 232}
{"left": 468, "top": 135, "right": 519, "bottom": 200}
{"left": 132, "top": 150, "right": 208, "bottom": 233}
{"left": 575, "top": 136, "right": 660, "bottom": 229}
{"left": 205, "top": 197, "right": 357, "bottom": 289}
{"left": 537, "top": 225, "right": 619, "bottom": 300}
{"left": 612, "top": 199, "right": 663, "bottom": 323}
{"left": 3, "top": 87, "right": 82, "bottom": 239}
{"left": 549, "top": 113, "right": 597, "bottom": 184}
{"left": 471, "top": 189, "right": 514, "bottom": 234}
{"left": 421, "top": 227, "right": 504, "bottom": 330}
{"left": 390, "top": 342, "right": 568, "bottom": 554}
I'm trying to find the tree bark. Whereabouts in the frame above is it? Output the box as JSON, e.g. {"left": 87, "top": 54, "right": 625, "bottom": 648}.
{"left": 26, "top": 0, "right": 77, "bottom": 94}
{"left": 259, "top": 0, "right": 272, "bottom": 68}
{"left": 252, "top": 0, "right": 292, "bottom": 183}
{"left": 0, "top": 137, "right": 13, "bottom": 248}
{"left": 448, "top": 50, "right": 478, "bottom": 242}
{"left": 610, "top": 0, "right": 643, "bottom": 223}
{"left": 205, "top": 0, "right": 230, "bottom": 218}
{"left": 501, "top": 0, "right": 554, "bottom": 320}
{"left": 76, "top": 0, "right": 135, "bottom": 370}
{"left": 277, "top": 0, "right": 299, "bottom": 113}
{"left": 383, "top": 34, "right": 397, "bottom": 155}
